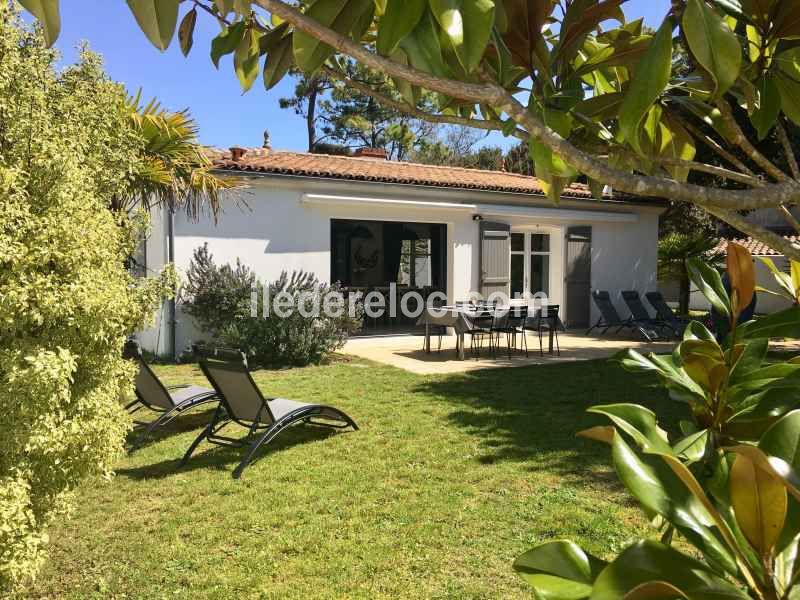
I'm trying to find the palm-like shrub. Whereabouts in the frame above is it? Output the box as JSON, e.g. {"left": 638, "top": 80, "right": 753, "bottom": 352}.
{"left": 516, "top": 244, "right": 800, "bottom": 599}
{"left": 0, "top": 11, "right": 174, "bottom": 590}
{"left": 658, "top": 233, "right": 722, "bottom": 315}
{"left": 115, "top": 92, "right": 234, "bottom": 221}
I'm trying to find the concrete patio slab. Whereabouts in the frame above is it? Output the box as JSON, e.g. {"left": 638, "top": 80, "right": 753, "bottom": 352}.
{"left": 342, "top": 331, "right": 674, "bottom": 375}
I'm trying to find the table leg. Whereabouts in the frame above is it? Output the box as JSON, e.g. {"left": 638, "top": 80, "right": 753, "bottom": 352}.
{"left": 458, "top": 333, "right": 465, "bottom": 360}
{"left": 425, "top": 323, "right": 431, "bottom": 353}
{"left": 548, "top": 320, "right": 555, "bottom": 354}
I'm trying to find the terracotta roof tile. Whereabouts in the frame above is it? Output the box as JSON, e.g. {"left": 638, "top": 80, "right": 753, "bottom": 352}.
{"left": 211, "top": 149, "right": 617, "bottom": 200}
{"left": 714, "top": 236, "right": 799, "bottom": 256}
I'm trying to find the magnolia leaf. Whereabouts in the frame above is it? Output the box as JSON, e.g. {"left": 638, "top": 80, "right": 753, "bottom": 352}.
{"left": 727, "top": 242, "right": 755, "bottom": 318}
{"left": 672, "top": 429, "right": 709, "bottom": 464}
{"left": 728, "top": 445, "right": 800, "bottom": 503}
{"left": 774, "top": 71, "right": 800, "bottom": 127}
{"left": 730, "top": 452, "right": 787, "bottom": 557}
{"left": 554, "top": 0, "right": 625, "bottom": 67}
{"left": 679, "top": 339, "right": 727, "bottom": 396}
{"left": 211, "top": 21, "right": 247, "bottom": 68}
{"left": 611, "top": 435, "right": 739, "bottom": 575}
{"left": 738, "top": 305, "right": 800, "bottom": 340}
{"left": 126, "top": 0, "right": 180, "bottom": 51}
{"left": 501, "top": 0, "right": 553, "bottom": 75}
{"left": 623, "top": 581, "right": 688, "bottom": 600}
{"left": 263, "top": 33, "right": 294, "bottom": 90}
{"left": 178, "top": 7, "right": 197, "bottom": 57}
{"left": 686, "top": 258, "right": 730, "bottom": 317}
{"left": 577, "top": 425, "right": 616, "bottom": 444}
{"left": 429, "top": 0, "right": 495, "bottom": 73}
{"left": 757, "top": 256, "right": 796, "bottom": 301}
{"left": 683, "top": 321, "right": 717, "bottom": 343}
{"left": 751, "top": 75, "right": 781, "bottom": 140}
{"left": 618, "top": 17, "right": 673, "bottom": 153}
{"left": 683, "top": 0, "right": 742, "bottom": 98}
{"left": 773, "top": 2, "right": 800, "bottom": 39}
{"left": 376, "top": 0, "right": 426, "bottom": 55}
{"left": 234, "top": 28, "right": 262, "bottom": 92}
{"left": 399, "top": 9, "right": 451, "bottom": 78}
{"left": 760, "top": 410, "right": 800, "bottom": 469}
{"left": 591, "top": 540, "right": 747, "bottom": 599}
{"left": 587, "top": 404, "right": 672, "bottom": 454}
{"left": 19, "top": 0, "right": 60, "bottom": 47}
{"left": 514, "top": 540, "right": 606, "bottom": 596}
{"left": 293, "top": 0, "right": 373, "bottom": 73}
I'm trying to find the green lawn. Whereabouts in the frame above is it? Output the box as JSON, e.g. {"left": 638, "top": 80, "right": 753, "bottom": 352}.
{"left": 28, "top": 357, "right": 682, "bottom": 599}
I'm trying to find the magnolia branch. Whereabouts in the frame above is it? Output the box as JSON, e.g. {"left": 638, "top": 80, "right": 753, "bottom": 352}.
{"left": 257, "top": 0, "right": 800, "bottom": 213}
{"left": 682, "top": 120, "right": 756, "bottom": 178}
{"left": 716, "top": 98, "right": 789, "bottom": 183}
{"left": 320, "top": 66, "right": 528, "bottom": 141}
{"left": 777, "top": 120, "right": 800, "bottom": 181}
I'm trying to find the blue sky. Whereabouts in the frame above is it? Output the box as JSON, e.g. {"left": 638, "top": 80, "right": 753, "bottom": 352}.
{"left": 52, "top": 0, "right": 672, "bottom": 152}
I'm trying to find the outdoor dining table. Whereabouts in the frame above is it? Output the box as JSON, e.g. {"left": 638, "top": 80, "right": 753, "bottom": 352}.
{"left": 416, "top": 305, "right": 558, "bottom": 360}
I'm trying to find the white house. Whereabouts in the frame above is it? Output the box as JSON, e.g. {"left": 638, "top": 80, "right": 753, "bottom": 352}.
{"left": 137, "top": 147, "right": 665, "bottom": 357}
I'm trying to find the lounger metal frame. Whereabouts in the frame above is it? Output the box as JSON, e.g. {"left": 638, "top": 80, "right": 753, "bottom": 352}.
{"left": 184, "top": 347, "right": 358, "bottom": 479}
{"left": 645, "top": 291, "right": 689, "bottom": 338}
{"left": 123, "top": 340, "right": 219, "bottom": 450}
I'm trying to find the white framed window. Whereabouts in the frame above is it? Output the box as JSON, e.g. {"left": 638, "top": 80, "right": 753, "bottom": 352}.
{"left": 510, "top": 232, "right": 551, "bottom": 298}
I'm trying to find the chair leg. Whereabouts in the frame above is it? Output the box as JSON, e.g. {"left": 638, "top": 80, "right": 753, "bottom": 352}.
{"left": 555, "top": 329, "right": 561, "bottom": 356}
{"left": 523, "top": 330, "right": 529, "bottom": 358}
{"left": 181, "top": 406, "right": 224, "bottom": 466}
{"left": 539, "top": 329, "right": 544, "bottom": 357}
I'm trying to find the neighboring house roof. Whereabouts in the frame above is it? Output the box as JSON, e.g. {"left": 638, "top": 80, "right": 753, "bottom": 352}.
{"left": 210, "top": 148, "right": 653, "bottom": 203}
{"left": 714, "top": 236, "right": 799, "bottom": 257}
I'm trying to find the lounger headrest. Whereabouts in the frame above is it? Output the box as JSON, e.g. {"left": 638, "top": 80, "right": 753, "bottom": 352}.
{"left": 193, "top": 345, "right": 249, "bottom": 369}
{"left": 123, "top": 339, "right": 142, "bottom": 360}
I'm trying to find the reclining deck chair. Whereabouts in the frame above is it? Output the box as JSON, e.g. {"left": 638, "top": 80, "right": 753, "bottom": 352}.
{"left": 621, "top": 291, "right": 665, "bottom": 340}
{"left": 645, "top": 291, "right": 689, "bottom": 337}
{"left": 184, "top": 347, "right": 359, "bottom": 479}
{"left": 123, "top": 340, "right": 219, "bottom": 449}
{"left": 586, "top": 291, "right": 658, "bottom": 341}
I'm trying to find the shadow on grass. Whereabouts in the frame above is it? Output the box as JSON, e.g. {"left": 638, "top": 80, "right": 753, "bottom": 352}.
{"left": 414, "top": 358, "right": 684, "bottom": 478}
{"left": 125, "top": 407, "right": 219, "bottom": 453}
{"left": 118, "top": 421, "right": 345, "bottom": 481}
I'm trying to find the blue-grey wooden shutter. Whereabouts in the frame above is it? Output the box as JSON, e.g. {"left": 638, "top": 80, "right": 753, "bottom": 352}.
{"left": 565, "top": 226, "right": 592, "bottom": 328}
{"left": 480, "top": 221, "right": 511, "bottom": 298}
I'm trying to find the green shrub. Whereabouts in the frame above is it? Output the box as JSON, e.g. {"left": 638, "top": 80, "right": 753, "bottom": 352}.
{"left": 221, "top": 271, "right": 362, "bottom": 366}
{"left": 180, "top": 243, "right": 255, "bottom": 337}
{"left": 0, "top": 12, "right": 173, "bottom": 590}
{"left": 182, "top": 248, "right": 361, "bottom": 366}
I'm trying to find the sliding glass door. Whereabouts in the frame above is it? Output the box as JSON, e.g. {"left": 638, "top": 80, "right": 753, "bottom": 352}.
{"left": 510, "top": 232, "right": 551, "bottom": 299}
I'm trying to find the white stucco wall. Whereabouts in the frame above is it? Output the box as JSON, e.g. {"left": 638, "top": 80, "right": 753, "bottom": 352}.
{"left": 589, "top": 212, "right": 661, "bottom": 324}
{"left": 136, "top": 174, "right": 663, "bottom": 353}
{"left": 133, "top": 205, "right": 173, "bottom": 357}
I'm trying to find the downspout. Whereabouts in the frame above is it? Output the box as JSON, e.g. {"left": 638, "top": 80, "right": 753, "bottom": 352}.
{"left": 167, "top": 207, "right": 177, "bottom": 361}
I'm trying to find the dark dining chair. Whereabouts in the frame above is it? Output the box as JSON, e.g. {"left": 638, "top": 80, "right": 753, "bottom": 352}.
{"left": 522, "top": 305, "right": 562, "bottom": 357}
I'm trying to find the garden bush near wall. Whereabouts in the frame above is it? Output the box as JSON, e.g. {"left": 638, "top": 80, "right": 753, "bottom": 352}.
{"left": 514, "top": 245, "right": 800, "bottom": 599}
{"left": 182, "top": 246, "right": 362, "bottom": 366}
{"left": 0, "top": 11, "right": 174, "bottom": 591}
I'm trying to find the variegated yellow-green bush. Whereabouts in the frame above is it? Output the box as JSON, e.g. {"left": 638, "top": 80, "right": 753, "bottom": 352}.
{"left": 0, "top": 9, "right": 175, "bottom": 590}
